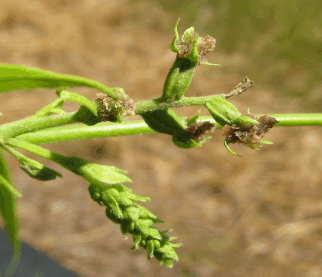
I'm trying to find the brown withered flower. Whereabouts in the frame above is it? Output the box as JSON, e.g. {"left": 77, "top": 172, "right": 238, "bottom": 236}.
{"left": 223, "top": 114, "right": 279, "bottom": 149}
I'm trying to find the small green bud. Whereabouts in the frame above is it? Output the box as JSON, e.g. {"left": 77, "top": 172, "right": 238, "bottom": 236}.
{"left": 88, "top": 184, "right": 104, "bottom": 205}
{"left": 131, "top": 232, "right": 142, "bottom": 249}
{"left": 163, "top": 258, "right": 174, "bottom": 268}
{"left": 152, "top": 239, "right": 161, "bottom": 249}
{"left": 105, "top": 207, "right": 123, "bottom": 224}
{"left": 121, "top": 221, "right": 135, "bottom": 237}
{"left": 123, "top": 206, "right": 141, "bottom": 222}
{"left": 107, "top": 187, "right": 134, "bottom": 206}
{"left": 136, "top": 205, "right": 160, "bottom": 222}
{"left": 147, "top": 240, "right": 155, "bottom": 259}
{"left": 101, "top": 189, "right": 123, "bottom": 219}
{"left": 136, "top": 219, "right": 155, "bottom": 230}
{"left": 143, "top": 227, "right": 163, "bottom": 240}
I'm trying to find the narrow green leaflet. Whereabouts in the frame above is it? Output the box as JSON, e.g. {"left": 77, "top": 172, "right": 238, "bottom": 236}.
{"left": 0, "top": 64, "right": 116, "bottom": 99}
{"left": 0, "top": 150, "right": 21, "bottom": 258}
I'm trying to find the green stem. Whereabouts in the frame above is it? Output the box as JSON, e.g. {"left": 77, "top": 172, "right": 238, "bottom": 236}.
{"left": 15, "top": 114, "right": 322, "bottom": 145}
{"left": 0, "top": 95, "right": 214, "bottom": 140}
{"left": 0, "top": 112, "right": 79, "bottom": 140}
{"left": 134, "top": 96, "right": 215, "bottom": 114}
{"left": 264, "top": 114, "right": 322, "bottom": 126}
{"left": 16, "top": 120, "right": 158, "bottom": 144}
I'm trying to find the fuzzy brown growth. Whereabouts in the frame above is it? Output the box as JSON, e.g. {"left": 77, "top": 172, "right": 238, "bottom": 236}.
{"left": 223, "top": 114, "right": 279, "bottom": 149}
{"left": 198, "top": 35, "right": 216, "bottom": 64}
{"left": 186, "top": 121, "right": 216, "bottom": 142}
{"left": 95, "top": 91, "right": 135, "bottom": 122}
{"left": 178, "top": 36, "right": 195, "bottom": 58}
{"left": 178, "top": 33, "right": 216, "bottom": 65}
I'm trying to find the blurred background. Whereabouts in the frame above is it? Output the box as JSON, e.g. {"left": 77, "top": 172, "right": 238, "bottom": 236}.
{"left": 0, "top": 0, "right": 322, "bottom": 276}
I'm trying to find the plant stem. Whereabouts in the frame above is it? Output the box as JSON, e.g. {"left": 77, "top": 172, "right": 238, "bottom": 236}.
{"left": 265, "top": 113, "right": 322, "bottom": 126}
{"left": 15, "top": 114, "right": 322, "bottom": 145}
{"left": 134, "top": 96, "right": 215, "bottom": 114}
{"left": 16, "top": 120, "right": 158, "bottom": 144}
{"left": 0, "top": 95, "right": 214, "bottom": 140}
{"left": 0, "top": 112, "right": 79, "bottom": 139}
{"left": 5, "top": 138, "right": 64, "bottom": 164}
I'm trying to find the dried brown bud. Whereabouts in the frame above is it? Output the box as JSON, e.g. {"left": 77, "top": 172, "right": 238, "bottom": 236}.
{"left": 225, "top": 77, "right": 254, "bottom": 99}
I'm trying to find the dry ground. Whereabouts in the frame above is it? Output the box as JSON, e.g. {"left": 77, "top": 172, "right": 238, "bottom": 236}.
{"left": 0, "top": 1, "right": 322, "bottom": 276}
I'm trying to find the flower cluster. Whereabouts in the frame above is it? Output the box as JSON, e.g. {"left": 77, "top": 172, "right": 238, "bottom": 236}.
{"left": 88, "top": 183, "right": 182, "bottom": 267}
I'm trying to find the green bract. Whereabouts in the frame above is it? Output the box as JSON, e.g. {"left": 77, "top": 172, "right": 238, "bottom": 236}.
{"left": 206, "top": 95, "right": 259, "bottom": 127}
{"left": 142, "top": 108, "right": 209, "bottom": 148}
{"left": 162, "top": 58, "right": 197, "bottom": 101}
{"left": 141, "top": 108, "right": 186, "bottom": 136}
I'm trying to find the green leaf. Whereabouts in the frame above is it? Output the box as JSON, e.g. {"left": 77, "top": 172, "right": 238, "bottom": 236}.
{"left": 0, "top": 64, "right": 116, "bottom": 98}
{"left": 0, "top": 150, "right": 21, "bottom": 258}
{"left": 62, "top": 156, "right": 132, "bottom": 185}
